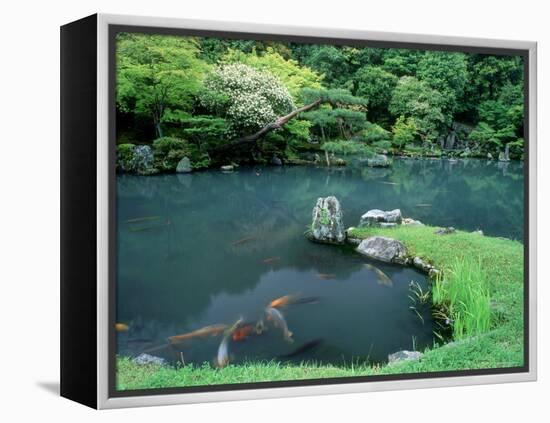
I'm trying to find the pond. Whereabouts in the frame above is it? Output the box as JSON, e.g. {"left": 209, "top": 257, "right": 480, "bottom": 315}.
{"left": 116, "top": 158, "right": 524, "bottom": 367}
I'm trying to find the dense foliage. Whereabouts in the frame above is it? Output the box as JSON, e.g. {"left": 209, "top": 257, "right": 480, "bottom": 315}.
{"left": 116, "top": 32, "right": 525, "bottom": 171}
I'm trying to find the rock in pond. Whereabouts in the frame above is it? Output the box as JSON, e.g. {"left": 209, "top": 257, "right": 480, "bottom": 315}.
{"left": 220, "top": 165, "right": 234, "bottom": 172}
{"left": 176, "top": 156, "right": 192, "bottom": 173}
{"left": 130, "top": 145, "right": 157, "bottom": 175}
{"left": 356, "top": 236, "right": 408, "bottom": 264}
{"left": 434, "top": 227, "right": 456, "bottom": 235}
{"left": 388, "top": 350, "right": 423, "bottom": 364}
{"left": 402, "top": 217, "right": 424, "bottom": 226}
{"left": 309, "top": 196, "right": 346, "bottom": 245}
{"left": 359, "top": 209, "right": 402, "bottom": 227}
{"left": 366, "top": 154, "right": 390, "bottom": 167}
{"left": 271, "top": 155, "right": 283, "bottom": 166}
{"left": 133, "top": 353, "right": 167, "bottom": 366}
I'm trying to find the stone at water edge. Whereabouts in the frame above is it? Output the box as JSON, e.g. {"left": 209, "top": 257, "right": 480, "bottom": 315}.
{"left": 133, "top": 353, "right": 167, "bottom": 366}
{"left": 176, "top": 156, "right": 192, "bottom": 173}
{"left": 402, "top": 217, "right": 424, "bottom": 226}
{"left": 434, "top": 227, "right": 456, "bottom": 235}
{"left": 366, "top": 154, "right": 390, "bottom": 167}
{"left": 359, "top": 209, "right": 402, "bottom": 227}
{"left": 132, "top": 145, "right": 157, "bottom": 175}
{"left": 413, "top": 256, "right": 435, "bottom": 274}
{"left": 356, "top": 236, "right": 408, "bottom": 264}
{"left": 388, "top": 350, "right": 423, "bottom": 364}
{"left": 220, "top": 165, "right": 234, "bottom": 172}
{"left": 309, "top": 196, "right": 346, "bottom": 245}
{"left": 271, "top": 155, "right": 283, "bottom": 166}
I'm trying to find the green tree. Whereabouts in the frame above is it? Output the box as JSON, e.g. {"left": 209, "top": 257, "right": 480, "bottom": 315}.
{"left": 389, "top": 76, "right": 446, "bottom": 142}
{"left": 417, "top": 51, "right": 468, "bottom": 118}
{"left": 116, "top": 33, "right": 207, "bottom": 138}
{"left": 354, "top": 66, "right": 398, "bottom": 122}
{"left": 381, "top": 49, "right": 424, "bottom": 76}
{"left": 299, "top": 45, "right": 352, "bottom": 88}
{"left": 391, "top": 116, "right": 418, "bottom": 150}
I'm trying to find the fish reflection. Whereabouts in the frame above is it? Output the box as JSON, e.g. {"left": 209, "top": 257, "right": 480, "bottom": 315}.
{"left": 364, "top": 263, "right": 393, "bottom": 287}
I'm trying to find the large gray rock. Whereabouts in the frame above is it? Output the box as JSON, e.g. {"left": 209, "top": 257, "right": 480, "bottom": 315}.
{"left": 388, "top": 350, "right": 423, "bottom": 364}
{"left": 133, "top": 353, "right": 167, "bottom": 366}
{"left": 309, "top": 196, "right": 346, "bottom": 245}
{"left": 359, "top": 209, "right": 402, "bottom": 227}
{"left": 498, "top": 144, "right": 510, "bottom": 162}
{"left": 356, "top": 236, "right": 408, "bottom": 264}
{"left": 132, "top": 145, "right": 155, "bottom": 175}
{"left": 271, "top": 155, "right": 283, "bottom": 166}
{"left": 176, "top": 156, "right": 192, "bottom": 173}
{"left": 366, "top": 154, "right": 390, "bottom": 167}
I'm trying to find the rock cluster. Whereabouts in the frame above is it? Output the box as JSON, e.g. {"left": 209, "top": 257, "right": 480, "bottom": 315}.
{"left": 388, "top": 350, "right": 423, "bottom": 364}
{"left": 366, "top": 154, "right": 390, "bottom": 167}
{"left": 434, "top": 227, "right": 456, "bottom": 235}
{"left": 133, "top": 353, "right": 167, "bottom": 366}
{"left": 359, "top": 209, "right": 402, "bottom": 227}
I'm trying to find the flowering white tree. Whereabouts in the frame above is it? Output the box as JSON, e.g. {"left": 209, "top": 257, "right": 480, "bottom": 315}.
{"left": 200, "top": 63, "right": 295, "bottom": 134}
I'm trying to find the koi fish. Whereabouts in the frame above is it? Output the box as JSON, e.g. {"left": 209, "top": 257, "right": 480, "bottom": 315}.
{"left": 268, "top": 294, "right": 297, "bottom": 309}
{"left": 290, "top": 296, "right": 320, "bottom": 306}
{"left": 216, "top": 335, "right": 231, "bottom": 368}
{"left": 232, "top": 324, "right": 255, "bottom": 342}
{"left": 129, "top": 221, "right": 169, "bottom": 232}
{"left": 280, "top": 338, "right": 324, "bottom": 358}
{"left": 364, "top": 263, "right": 393, "bottom": 287}
{"left": 115, "top": 323, "right": 129, "bottom": 332}
{"left": 415, "top": 204, "right": 432, "bottom": 207}
{"left": 168, "top": 324, "right": 229, "bottom": 344}
{"left": 262, "top": 256, "right": 281, "bottom": 264}
{"left": 379, "top": 181, "right": 399, "bottom": 186}
{"left": 265, "top": 307, "right": 293, "bottom": 342}
{"left": 125, "top": 216, "right": 162, "bottom": 224}
{"left": 231, "top": 236, "right": 256, "bottom": 246}
{"left": 216, "top": 318, "right": 244, "bottom": 368}
{"left": 316, "top": 273, "right": 336, "bottom": 280}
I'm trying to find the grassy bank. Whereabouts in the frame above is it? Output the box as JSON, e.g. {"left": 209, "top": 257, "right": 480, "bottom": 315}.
{"left": 117, "top": 225, "right": 524, "bottom": 391}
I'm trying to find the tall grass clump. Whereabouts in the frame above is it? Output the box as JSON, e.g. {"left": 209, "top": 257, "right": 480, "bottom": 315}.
{"left": 432, "top": 256, "right": 492, "bottom": 340}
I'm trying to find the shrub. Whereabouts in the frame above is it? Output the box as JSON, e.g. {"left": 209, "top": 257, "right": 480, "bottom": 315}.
{"left": 116, "top": 143, "right": 136, "bottom": 172}
{"left": 152, "top": 137, "right": 191, "bottom": 171}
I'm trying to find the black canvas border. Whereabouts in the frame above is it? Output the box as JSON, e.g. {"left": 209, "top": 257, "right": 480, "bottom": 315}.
{"left": 60, "top": 13, "right": 98, "bottom": 409}
{"left": 106, "top": 23, "right": 531, "bottom": 399}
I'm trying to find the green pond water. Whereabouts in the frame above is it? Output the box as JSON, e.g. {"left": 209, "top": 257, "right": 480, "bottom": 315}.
{"left": 116, "top": 158, "right": 524, "bottom": 367}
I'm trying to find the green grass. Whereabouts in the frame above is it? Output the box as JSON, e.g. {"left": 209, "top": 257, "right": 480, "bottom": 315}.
{"left": 117, "top": 224, "right": 524, "bottom": 391}
{"left": 432, "top": 257, "right": 492, "bottom": 339}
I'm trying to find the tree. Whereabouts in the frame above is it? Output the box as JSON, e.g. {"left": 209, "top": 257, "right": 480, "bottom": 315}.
{"left": 389, "top": 76, "right": 446, "bottom": 143}
{"left": 381, "top": 49, "right": 424, "bottom": 76}
{"left": 417, "top": 51, "right": 468, "bottom": 118}
{"left": 299, "top": 45, "right": 352, "bottom": 88}
{"left": 354, "top": 66, "right": 398, "bottom": 122}
{"left": 391, "top": 116, "right": 418, "bottom": 150}
{"left": 200, "top": 63, "right": 295, "bottom": 135}
{"left": 221, "top": 47, "right": 323, "bottom": 102}
{"left": 116, "top": 33, "right": 207, "bottom": 138}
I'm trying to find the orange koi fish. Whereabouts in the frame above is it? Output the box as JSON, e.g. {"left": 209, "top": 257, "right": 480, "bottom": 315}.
{"left": 115, "top": 323, "right": 129, "bottom": 332}
{"left": 168, "top": 324, "right": 229, "bottom": 344}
